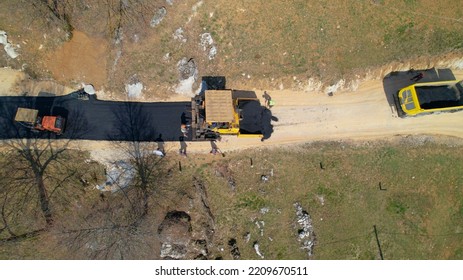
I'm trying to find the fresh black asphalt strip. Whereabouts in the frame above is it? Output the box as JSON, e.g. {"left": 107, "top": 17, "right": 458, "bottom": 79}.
{"left": 0, "top": 92, "right": 191, "bottom": 142}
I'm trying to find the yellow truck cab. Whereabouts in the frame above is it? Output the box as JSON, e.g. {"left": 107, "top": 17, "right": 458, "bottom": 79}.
{"left": 397, "top": 80, "right": 463, "bottom": 116}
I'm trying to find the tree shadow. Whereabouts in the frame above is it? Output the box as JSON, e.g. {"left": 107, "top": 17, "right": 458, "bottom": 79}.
{"left": 109, "top": 102, "right": 158, "bottom": 142}
{"left": 0, "top": 101, "right": 91, "bottom": 239}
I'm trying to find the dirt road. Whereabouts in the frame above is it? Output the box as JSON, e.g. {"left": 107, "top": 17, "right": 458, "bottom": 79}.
{"left": 1, "top": 68, "right": 463, "bottom": 156}
{"left": 270, "top": 74, "right": 463, "bottom": 142}
{"left": 205, "top": 69, "right": 463, "bottom": 152}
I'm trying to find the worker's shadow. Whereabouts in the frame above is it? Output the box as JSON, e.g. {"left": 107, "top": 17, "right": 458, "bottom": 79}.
{"left": 156, "top": 133, "right": 165, "bottom": 153}
{"left": 261, "top": 92, "right": 278, "bottom": 140}
{"left": 180, "top": 112, "right": 190, "bottom": 125}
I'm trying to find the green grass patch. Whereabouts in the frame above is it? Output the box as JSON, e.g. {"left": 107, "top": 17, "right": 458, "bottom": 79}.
{"left": 202, "top": 141, "right": 463, "bottom": 259}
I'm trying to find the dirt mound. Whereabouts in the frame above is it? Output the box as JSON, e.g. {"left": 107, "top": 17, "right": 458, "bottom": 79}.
{"left": 44, "top": 30, "right": 108, "bottom": 89}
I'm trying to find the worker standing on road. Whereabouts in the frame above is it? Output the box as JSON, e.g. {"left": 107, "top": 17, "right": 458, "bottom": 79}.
{"left": 263, "top": 91, "right": 274, "bottom": 108}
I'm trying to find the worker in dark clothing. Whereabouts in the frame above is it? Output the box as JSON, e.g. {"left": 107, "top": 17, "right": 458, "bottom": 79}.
{"left": 263, "top": 91, "right": 274, "bottom": 108}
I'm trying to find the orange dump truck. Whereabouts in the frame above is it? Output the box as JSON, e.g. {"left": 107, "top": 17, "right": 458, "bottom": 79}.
{"left": 14, "top": 107, "right": 65, "bottom": 134}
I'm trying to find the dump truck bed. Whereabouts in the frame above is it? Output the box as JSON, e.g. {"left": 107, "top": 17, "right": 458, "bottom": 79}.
{"left": 14, "top": 108, "right": 38, "bottom": 123}
{"left": 205, "top": 90, "right": 235, "bottom": 123}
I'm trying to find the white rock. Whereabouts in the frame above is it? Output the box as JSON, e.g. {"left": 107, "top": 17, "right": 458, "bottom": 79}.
{"left": 4, "top": 44, "right": 19, "bottom": 59}
{"left": 0, "top": 31, "right": 19, "bottom": 59}
{"left": 200, "top": 33, "right": 213, "bottom": 48}
{"left": 199, "top": 33, "right": 217, "bottom": 60}
{"left": 175, "top": 75, "right": 196, "bottom": 96}
{"left": 208, "top": 45, "right": 217, "bottom": 60}
{"left": 97, "top": 160, "right": 135, "bottom": 192}
{"left": 173, "top": 28, "right": 187, "bottom": 43}
{"left": 192, "top": 0, "right": 203, "bottom": 12}
{"left": 84, "top": 84, "right": 96, "bottom": 95}
{"left": 253, "top": 242, "right": 264, "bottom": 259}
{"left": 126, "top": 82, "right": 143, "bottom": 99}
{"left": 150, "top": 7, "right": 167, "bottom": 27}
{"left": 294, "top": 202, "right": 316, "bottom": 257}
{"left": 325, "top": 79, "right": 345, "bottom": 94}
{"left": 0, "top": 31, "right": 7, "bottom": 45}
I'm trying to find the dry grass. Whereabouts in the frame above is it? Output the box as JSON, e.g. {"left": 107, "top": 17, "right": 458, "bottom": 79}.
{"left": 1, "top": 140, "right": 463, "bottom": 260}
{"left": 1, "top": 0, "right": 463, "bottom": 96}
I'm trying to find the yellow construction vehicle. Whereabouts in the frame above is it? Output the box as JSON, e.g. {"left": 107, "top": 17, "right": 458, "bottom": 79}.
{"left": 397, "top": 80, "right": 463, "bottom": 117}
{"left": 191, "top": 90, "right": 268, "bottom": 140}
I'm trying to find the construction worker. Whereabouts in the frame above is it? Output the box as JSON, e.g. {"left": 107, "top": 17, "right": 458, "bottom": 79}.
{"left": 179, "top": 136, "right": 187, "bottom": 156}
{"left": 181, "top": 123, "right": 189, "bottom": 137}
{"left": 268, "top": 99, "right": 275, "bottom": 108}
{"left": 210, "top": 140, "right": 219, "bottom": 155}
{"left": 263, "top": 91, "right": 272, "bottom": 108}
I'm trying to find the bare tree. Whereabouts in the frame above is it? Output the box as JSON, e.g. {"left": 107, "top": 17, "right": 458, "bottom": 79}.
{"left": 29, "top": 0, "right": 77, "bottom": 34}
{"left": 53, "top": 102, "right": 171, "bottom": 259}
{"left": 102, "top": 0, "right": 156, "bottom": 37}
{"left": 110, "top": 101, "right": 169, "bottom": 217}
{"left": 0, "top": 102, "right": 94, "bottom": 240}
{"left": 55, "top": 190, "right": 161, "bottom": 259}
{"left": 0, "top": 138, "right": 86, "bottom": 241}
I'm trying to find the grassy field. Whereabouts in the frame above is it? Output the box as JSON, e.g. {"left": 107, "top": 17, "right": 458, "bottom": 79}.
{"left": 176, "top": 140, "right": 463, "bottom": 260}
